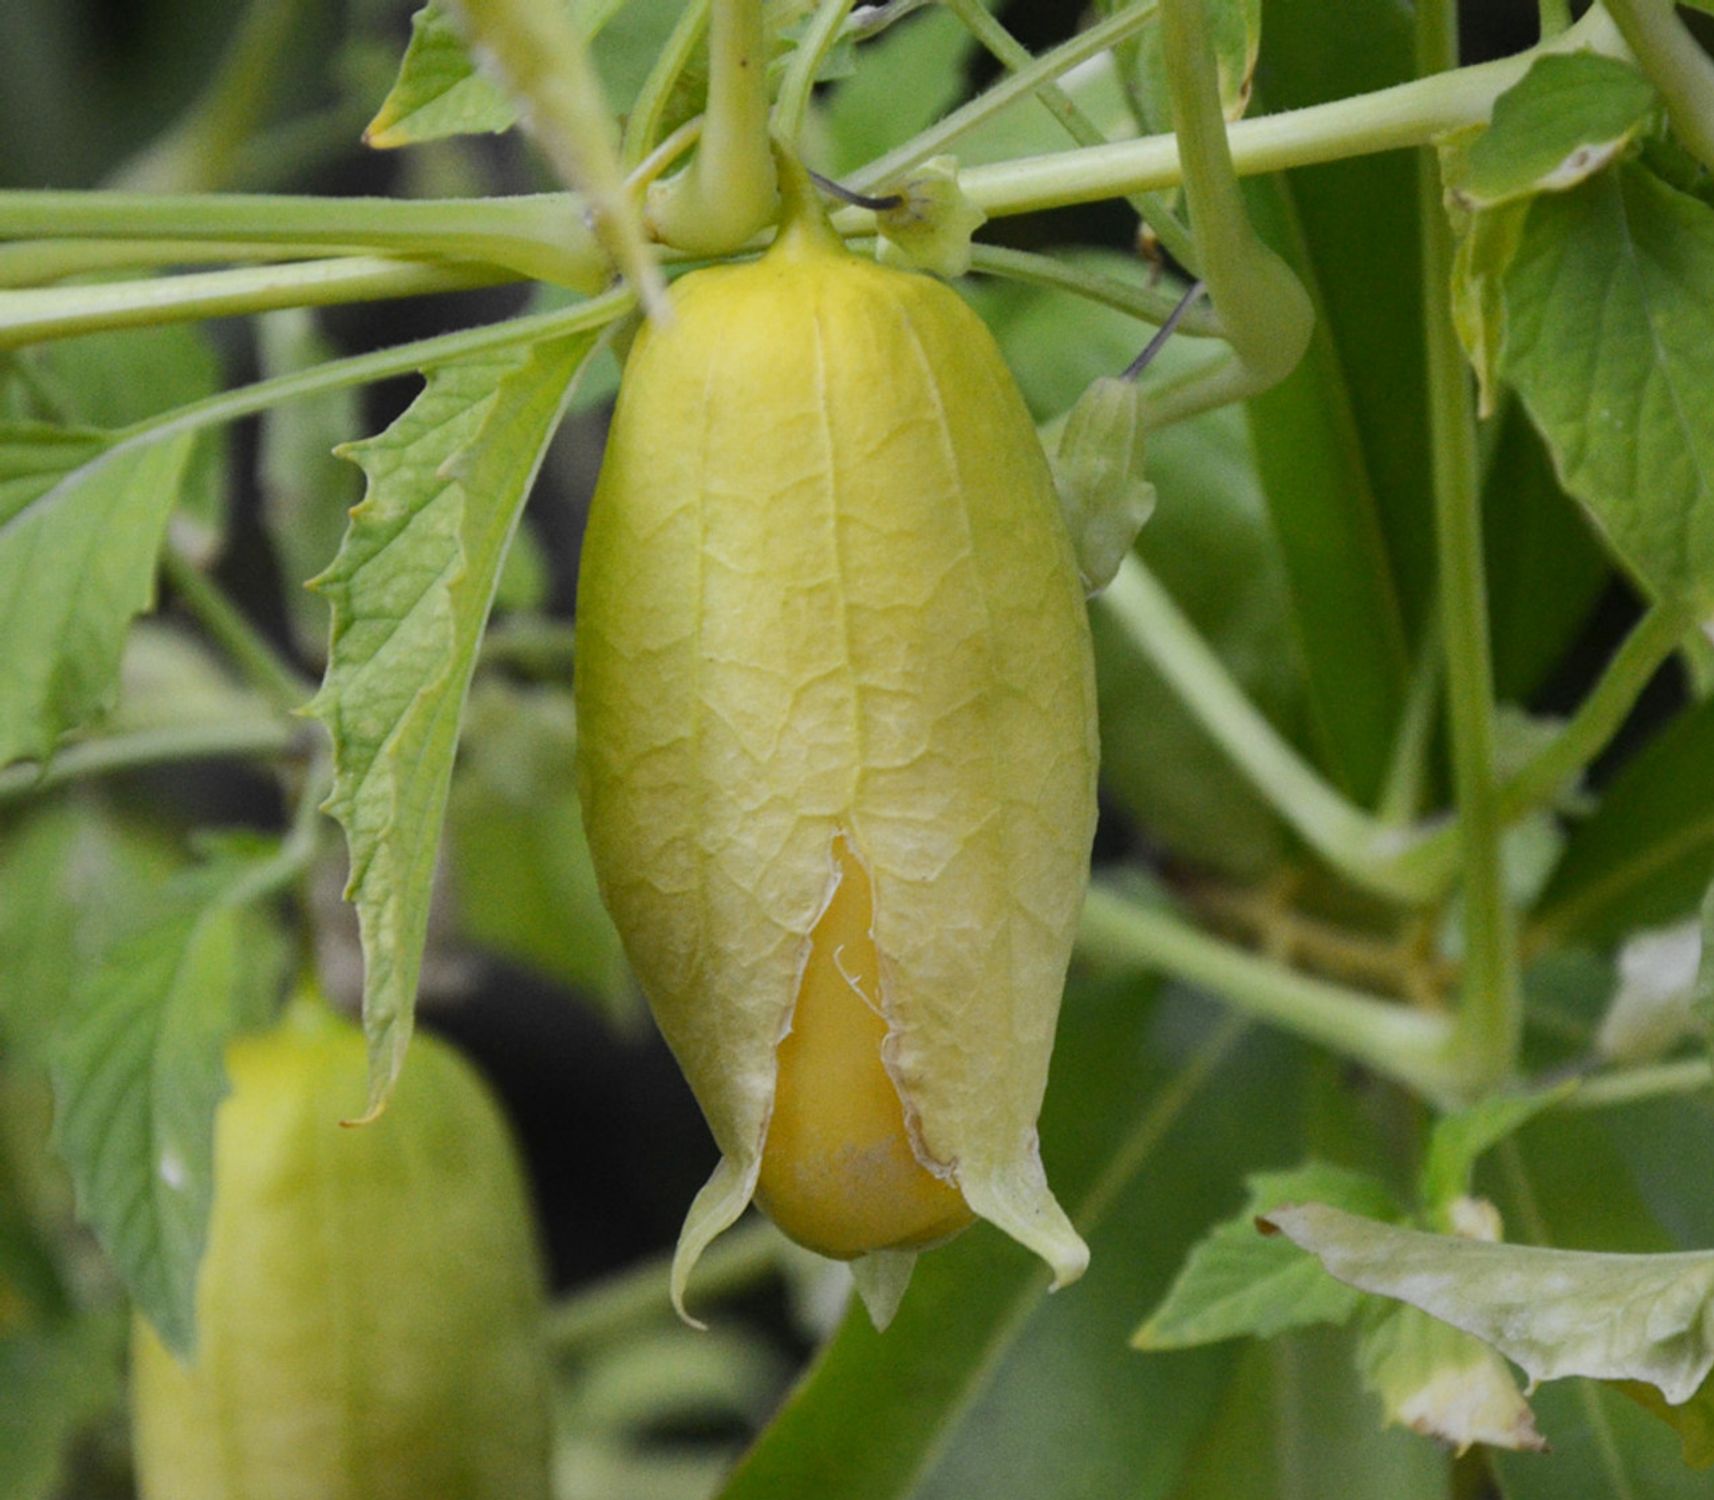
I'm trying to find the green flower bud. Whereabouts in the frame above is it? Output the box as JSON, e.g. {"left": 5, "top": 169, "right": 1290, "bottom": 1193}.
{"left": 1053, "top": 375, "right": 1156, "bottom": 595}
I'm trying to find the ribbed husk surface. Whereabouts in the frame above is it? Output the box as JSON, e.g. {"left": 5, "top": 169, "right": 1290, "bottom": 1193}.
{"left": 131, "top": 1001, "right": 551, "bottom": 1500}
{"left": 576, "top": 208, "right": 1099, "bottom": 1310}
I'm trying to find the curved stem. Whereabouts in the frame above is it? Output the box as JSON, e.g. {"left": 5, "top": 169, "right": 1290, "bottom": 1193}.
{"left": 848, "top": 0, "right": 1160, "bottom": 196}
{"left": 1604, "top": 0, "right": 1714, "bottom": 175}
{"left": 228, "top": 753, "right": 333, "bottom": 907}
{"left": 0, "top": 256, "right": 512, "bottom": 351}
{"left": 1098, "top": 557, "right": 1436, "bottom": 903}
{"left": 620, "top": 0, "right": 711, "bottom": 167}
{"left": 856, "top": 6, "right": 1625, "bottom": 222}
{"left": 1419, "top": 0, "right": 1519, "bottom": 1091}
{"left": 775, "top": 0, "right": 857, "bottom": 144}
{"left": 646, "top": 0, "right": 778, "bottom": 256}
{"left": 1562, "top": 1056, "right": 1712, "bottom": 1111}
{"left": 0, "top": 190, "right": 606, "bottom": 288}
{"left": 161, "top": 546, "right": 315, "bottom": 712}
{"left": 0, "top": 718, "right": 301, "bottom": 805}
{"left": 1158, "top": 0, "right": 1311, "bottom": 390}
{"left": 107, "top": 286, "right": 635, "bottom": 449}
{"left": 938, "top": 0, "right": 1197, "bottom": 272}
{"left": 1077, "top": 884, "right": 1463, "bottom": 1100}
{"left": 1378, "top": 607, "right": 1444, "bottom": 826}
{"left": 964, "top": 243, "right": 1217, "bottom": 337}
{"left": 1396, "top": 603, "right": 1692, "bottom": 888}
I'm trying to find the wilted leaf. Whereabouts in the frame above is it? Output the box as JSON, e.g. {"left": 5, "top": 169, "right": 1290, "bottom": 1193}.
{"left": 1357, "top": 1302, "right": 1545, "bottom": 1454}
{"left": 1265, "top": 1203, "right": 1714, "bottom": 1406}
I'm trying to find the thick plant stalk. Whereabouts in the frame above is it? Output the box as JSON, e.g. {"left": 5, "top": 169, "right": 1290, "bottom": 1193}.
{"left": 646, "top": 0, "right": 777, "bottom": 254}
{"left": 1417, "top": 0, "right": 1520, "bottom": 1089}
{"left": 452, "top": 0, "right": 667, "bottom": 314}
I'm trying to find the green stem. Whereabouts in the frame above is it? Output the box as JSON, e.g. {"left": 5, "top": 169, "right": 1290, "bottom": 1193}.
{"left": 161, "top": 547, "right": 315, "bottom": 712}
{"left": 646, "top": 0, "right": 778, "bottom": 255}
{"left": 620, "top": 0, "right": 710, "bottom": 167}
{"left": 964, "top": 243, "right": 1217, "bottom": 337}
{"left": 0, "top": 256, "right": 512, "bottom": 351}
{"left": 1097, "top": 556, "right": 1435, "bottom": 903}
{"left": 0, "top": 190, "right": 605, "bottom": 288}
{"left": 1563, "top": 1056, "right": 1712, "bottom": 1111}
{"left": 228, "top": 754, "right": 333, "bottom": 907}
{"left": 863, "top": 6, "right": 1624, "bottom": 221}
{"left": 1377, "top": 607, "right": 1444, "bottom": 826}
{"left": 775, "top": 0, "right": 857, "bottom": 144}
{"left": 1397, "top": 603, "right": 1691, "bottom": 886}
{"left": 1604, "top": 0, "right": 1714, "bottom": 174}
{"left": 938, "top": 0, "right": 1198, "bottom": 271}
{"left": 1077, "top": 885, "right": 1462, "bottom": 1099}
{"left": 1158, "top": 0, "right": 1311, "bottom": 391}
{"left": 1419, "top": 0, "right": 1520, "bottom": 1090}
{"left": 848, "top": 0, "right": 1160, "bottom": 195}
{"left": 0, "top": 238, "right": 363, "bottom": 289}
{"left": 1538, "top": 0, "right": 1572, "bottom": 38}
{"left": 454, "top": 0, "right": 666, "bottom": 313}
{"left": 107, "top": 286, "right": 634, "bottom": 449}
{"left": 545, "top": 1217, "right": 785, "bottom": 1349}
{"left": 0, "top": 719, "right": 301, "bottom": 805}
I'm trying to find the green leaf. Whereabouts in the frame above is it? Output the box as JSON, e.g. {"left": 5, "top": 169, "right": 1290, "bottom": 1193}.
{"left": 0, "top": 424, "right": 196, "bottom": 767}
{"left": 718, "top": 990, "right": 1314, "bottom": 1500}
{"left": 1264, "top": 1203, "right": 1714, "bottom": 1406}
{"left": 257, "top": 310, "right": 364, "bottom": 662}
{"left": 1492, "top": 1379, "right": 1712, "bottom": 1500}
{"left": 309, "top": 333, "right": 594, "bottom": 1119}
{"left": 1249, "top": 0, "right": 1437, "bottom": 643}
{"left": 365, "top": 3, "right": 517, "bottom": 148}
{"left": 1457, "top": 54, "right": 1658, "bottom": 211}
{"left": 1417, "top": 1083, "right": 1578, "bottom": 1217}
{"left": 1356, "top": 1302, "right": 1544, "bottom": 1455}
{"left": 49, "top": 861, "right": 285, "bottom": 1356}
{"left": 1118, "top": 0, "right": 1261, "bottom": 134}
{"left": 1166, "top": 1328, "right": 1449, "bottom": 1500}
{"left": 1136, "top": 1162, "right": 1398, "bottom": 1350}
{"left": 0, "top": 1313, "right": 124, "bottom": 1500}
{"left": 1501, "top": 163, "right": 1714, "bottom": 609}
{"left": 365, "top": 0, "right": 676, "bottom": 148}
{"left": 0, "top": 797, "right": 180, "bottom": 1063}
{"left": 1532, "top": 694, "right": 1714, "bottom": 949}
{"left": 447, "top": 679, "right": 634, "bottom": 1024}
{"left": 1620, "top": 1375, "right": 1714, "bottom": 1470}
{"left": 1241, "top": 171, "right": 1411, "bottom": 804}
{"left": 21, "top": 323, "right": 228, "bottom": 563}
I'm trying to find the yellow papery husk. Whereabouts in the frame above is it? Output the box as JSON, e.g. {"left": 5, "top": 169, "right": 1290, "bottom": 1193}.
{"left": 575, "top": 192, "right": 1099, "bottom": 1319}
